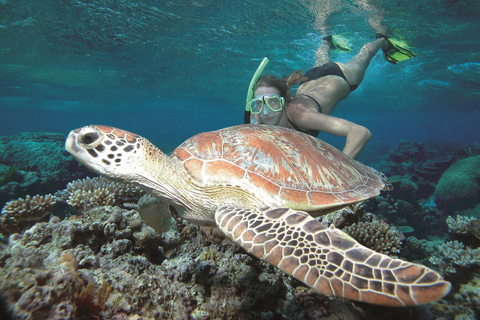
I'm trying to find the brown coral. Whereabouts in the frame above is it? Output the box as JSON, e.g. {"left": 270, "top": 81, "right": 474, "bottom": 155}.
{"left": 446, "top": 215, "right": 480, "bottom": 240}
{"left": 58, "top": 176, "right": 144, "bottom": 212}
{"left": 0, "top": 176, "right": 147, "bottom": 237}
{"left": 342, "top": 217, "right": 404, "bottom": 257}
{"left": 429, "top": 240, "right": 480, "bottom": 274}
{"left": 75, "top": 281, "right": 113, "bottom": 318}
{"left": 318, "top": 203, "right": 364, "bottom": 228}
{"left": 65, "top": 188, "right": 116, "bottom": 211}
{"left": 446, "top": 215, "right": 475, "bottom": 234}
{"left": 62, "top": 176, "right": 144, "bottom": 199}
{"left": 0, "top": 194, "right": 57, "bottom": 237}
{"left": 199, "top": 226, "right": 228, "bottom": 245}
{"left": 55, "top": 252, "right": 78, "bottom": 274}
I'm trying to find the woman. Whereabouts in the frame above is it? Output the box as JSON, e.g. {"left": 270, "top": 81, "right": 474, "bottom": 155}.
{"left": 247, "top": 34, "right": 415, "bottom": 159}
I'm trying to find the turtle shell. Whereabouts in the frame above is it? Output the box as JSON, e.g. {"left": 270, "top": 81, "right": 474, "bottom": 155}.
{"left": 171, "top": 125, "right": 389, "bottom": 211}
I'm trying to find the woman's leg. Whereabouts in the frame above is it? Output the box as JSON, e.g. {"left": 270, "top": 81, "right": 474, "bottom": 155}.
{"left": 313, "top": 40, "right": 332, "bottom": 67}
{"left": 337, "top": 38, "right": 388, "bottom": 86}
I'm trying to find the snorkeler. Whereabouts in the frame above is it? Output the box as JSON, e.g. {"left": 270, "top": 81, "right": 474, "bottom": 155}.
{"left": 246, "top": 34, "right": 416, "bottom": 159}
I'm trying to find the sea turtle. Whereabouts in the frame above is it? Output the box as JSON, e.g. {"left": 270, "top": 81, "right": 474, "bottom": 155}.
{"left": 65, "top": 124, "right": 451, "bottom": 306}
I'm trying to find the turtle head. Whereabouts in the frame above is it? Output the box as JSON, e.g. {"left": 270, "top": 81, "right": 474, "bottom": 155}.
{"left": 65, "top": 125, "right": 156, "bottom": 182}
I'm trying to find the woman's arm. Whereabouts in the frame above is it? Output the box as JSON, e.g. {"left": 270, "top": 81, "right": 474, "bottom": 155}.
{"left": 286, "top": 106, "right": 371, "bottom": 158}
{"left": 342, "top": 123, "right": 372, "bottom": 158}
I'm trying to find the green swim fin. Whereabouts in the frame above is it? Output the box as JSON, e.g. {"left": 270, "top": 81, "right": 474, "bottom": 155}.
{"left": 322, "top": 35, "right": 352, "bottom": 53}
{"left": 376, "top": 33, "right": 416, "bottom": 64}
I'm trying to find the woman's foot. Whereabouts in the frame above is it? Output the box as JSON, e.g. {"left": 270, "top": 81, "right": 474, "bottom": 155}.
{"left": 322, "top": 35, "right": 352, "bottom": 53}
{"left": 375, "top": 33, "right": 416, "bottom": 64}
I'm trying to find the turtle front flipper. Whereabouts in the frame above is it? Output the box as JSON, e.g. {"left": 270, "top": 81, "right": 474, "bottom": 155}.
{"left": 215, "top": 207, "right": 451, "bottom": 306}
{"left": 137, "top": 194, "right": 172, "bottom": 233}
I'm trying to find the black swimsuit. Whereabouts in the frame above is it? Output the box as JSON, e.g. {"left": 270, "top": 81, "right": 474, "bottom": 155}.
{"left": 244, "top": 63, "right": 357, "bottom": 137}
{"left": 301, "top": 62, "right": 358, "bottom": 92}
{"left": 286, "top": 62, "right": 357, "bottom": 137}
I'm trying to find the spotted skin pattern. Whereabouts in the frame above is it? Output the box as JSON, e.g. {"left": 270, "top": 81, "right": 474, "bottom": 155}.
{"left": 216, "top": 206, "right": 451, "bottom": 306}
{"left": 65, "top": 125, "right": 451, "bottom": 306}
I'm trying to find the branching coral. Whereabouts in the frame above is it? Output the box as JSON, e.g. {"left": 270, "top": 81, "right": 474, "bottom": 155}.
{"left": 58, "top": 176, "right": 144, "bottom": 211}
{"left": 0, "top": 176, "right": 146, "bottom": 238}
{"left": 446, "top": 215, "right": 480, "bottom": 240}
{"left": 318, "top": 203, "right": 364, "bottom": 229}
{"left": 405, "top": 236, "right": 426, "bottom": 252}
{"left": 341, "top": 218, "right": 404, "bottom": 257}
{"left": 75, "top": 281, "right": 113, "bottom": 318}
{"left": 63, "top": 177, "right": 144, "bottom": 199}
{"left": 447, "top": 215, "right": 475, "bottom": 233}
{"left": 430, "top": 273, "right": 480, "bottom": 319}
{"left": 429, "top": 240, "right": 480, "bottom": 274}
{"left": 65, "top": 188, "right": 116, "bottom": 211}
{"left": 0, "top": 194, "right": 57, "bottom": 237}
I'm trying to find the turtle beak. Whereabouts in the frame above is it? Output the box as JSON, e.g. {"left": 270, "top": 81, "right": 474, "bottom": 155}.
{"left": 65, "top": 130, "right": 92, "bottom": 168}
{"left": 65, "top": 131, "right": 80, "bottom": 155}
{"left": 65, "top": 128, "right": 100, "bottom": 170}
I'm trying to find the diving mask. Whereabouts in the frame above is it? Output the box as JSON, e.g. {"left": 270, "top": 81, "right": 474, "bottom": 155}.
{"left": 249, "top": 94, "right": 285, "bottom": 115}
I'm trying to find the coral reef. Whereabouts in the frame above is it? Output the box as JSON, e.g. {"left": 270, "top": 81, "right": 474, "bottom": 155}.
{"left": 0, "top": 201, "right": 459, "bottom": 319}
{"left": 371, "top": 140, "right": 480, "bottom": 211}
{"left": 428, "top": 240, "right": 480, "bottom": 274}
{"left": 0, "top": 194, "right": 57, "bottom": 237}
{"left": 317, "top": 203, "right": 364, "bottom": 229}
{"left": 57, "top": 176, "right": 144, "bottom": 212}
{"left": 199, "top": 226, "right": 228, "bottom": 245}
{"left": 413, "top": 155, "right": 453, "bottom": 179}
{"left": 366, "top": 192, "right": 448, "bottom": 239}
{"left": 388, "top": 175, "right": 419, "bottom": 203}
{"left": 435, "top": 156, "right": 480, "bottom": 212}
{"left": 386, "top": 140, "right": 426, "bottom": 165}
{"left": 455, "top": 143, "right": 480, "bottom": 159}
{"left": 0, "top": 207, "right": 161, "bottom": 319}
{"left": 341, "top": 216, "right": 404, "bottom": 257}
{"left": 0, "top": 177, "right": 145, "bottom": 238}
{"left": 446, "top": 215, "right": 480, "bottom": 239}
{"left": 292, "top": 290, "right": 360, "bottom": 320}
{"left": 404, "top": 236, "right": 427, "bottom": 259}
{"left": 366, "top": 195, "right": 415, "bottom": 229}
{"left": 0, "top": 165, "right": 17, "bottom": 186}
{"left": 3, "top": 136, "right": 480, "bottom": 319}
{"left": 0, "top": 132, "right": 92, "bottom": 208}
{"left": 75, "top": 280, "right": 113, "bottom": 318}
{"left": 0, "top": 205, "right": 367, "bottom": 320}
{"left": 432, "top": 274, "right": 480, "bottom": 319}
{"left": 375, "top": 139, "right": 476, "bottom": 179}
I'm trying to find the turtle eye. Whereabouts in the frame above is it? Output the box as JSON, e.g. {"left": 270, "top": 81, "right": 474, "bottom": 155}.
{"left": 81, "top": 132, "right": 99, "bottom": 145}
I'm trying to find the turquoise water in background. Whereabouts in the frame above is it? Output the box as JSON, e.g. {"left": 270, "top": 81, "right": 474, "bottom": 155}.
{"left": 1, "top": 0, "right": 479, "bottom": 151}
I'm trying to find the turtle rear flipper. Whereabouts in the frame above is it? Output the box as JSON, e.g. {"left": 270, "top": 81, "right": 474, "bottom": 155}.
{"left": 215, "top": 206, "right": 451, "bottom": 306}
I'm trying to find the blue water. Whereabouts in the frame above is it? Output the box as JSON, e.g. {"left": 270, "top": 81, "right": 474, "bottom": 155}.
{"left": 1, "top": 0, "right": 479, "bottom": 151}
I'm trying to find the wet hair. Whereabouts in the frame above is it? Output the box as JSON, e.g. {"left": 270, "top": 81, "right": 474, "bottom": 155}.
{"left": 254, "top": 71, "right": 307, "bottom": 102}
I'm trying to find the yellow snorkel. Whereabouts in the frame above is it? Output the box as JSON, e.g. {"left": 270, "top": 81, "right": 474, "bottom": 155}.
{"left": 244, "top": 57, "right": 269, "bottom": 124}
